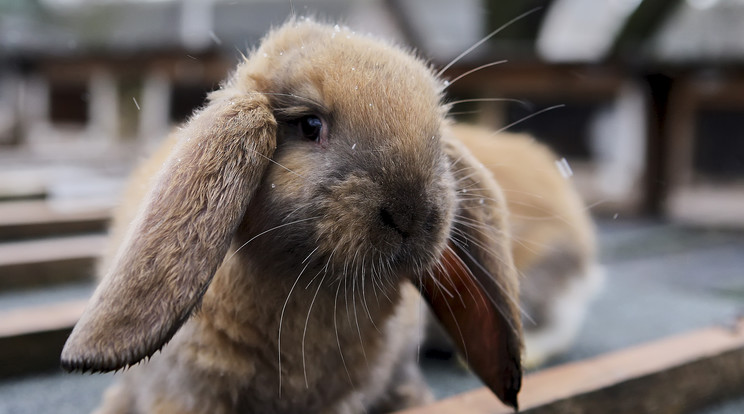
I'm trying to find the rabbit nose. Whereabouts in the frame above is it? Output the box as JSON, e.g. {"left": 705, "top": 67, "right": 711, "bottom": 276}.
{"left": 379, "top": 202, "right": 428, "bottom": 239}
{"left": 379, "top": 206, "right": 413, "bottom": 239}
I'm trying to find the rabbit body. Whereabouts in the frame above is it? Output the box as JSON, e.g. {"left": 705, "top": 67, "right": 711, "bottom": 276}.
{"left": 68, "top": 19, "right": 524, "bottom": 414}
{"left": 96, "top": 141, "right": 433, "bottom": 414}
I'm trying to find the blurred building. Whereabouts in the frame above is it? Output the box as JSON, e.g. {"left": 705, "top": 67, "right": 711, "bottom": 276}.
{"left": 1, "top": 0, "right": 743, "bottom": 224}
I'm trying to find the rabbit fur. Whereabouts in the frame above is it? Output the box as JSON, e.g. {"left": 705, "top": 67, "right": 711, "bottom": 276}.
{"left": 62, "top": 19, "right": 527, "bottom": 414}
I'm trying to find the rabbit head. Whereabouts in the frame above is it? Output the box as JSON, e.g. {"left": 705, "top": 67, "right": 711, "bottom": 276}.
{"left": 61, "top": 19, "right": 523, "bottom": 409}
{"left": 231, "top": 21, "right": 456, "bottom": 281}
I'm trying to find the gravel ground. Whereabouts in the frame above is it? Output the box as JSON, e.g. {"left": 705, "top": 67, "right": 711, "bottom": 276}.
{"left": 1, "top": 220, "right": 743, "bottom": 413}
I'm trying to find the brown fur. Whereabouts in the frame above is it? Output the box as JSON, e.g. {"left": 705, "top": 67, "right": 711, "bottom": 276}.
{"left": 61, "top": 20, "right": 526, "bottom": 413}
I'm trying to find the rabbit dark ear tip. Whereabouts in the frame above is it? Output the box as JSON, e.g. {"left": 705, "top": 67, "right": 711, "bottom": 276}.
{"left": 60, "top": 356, "right": 120, "bottom": 374}
{"left": 503, "top": 390, "right": 519, "bottom": 411}
{"left": 502, "top": 367, "right": 521, "bottom": 410}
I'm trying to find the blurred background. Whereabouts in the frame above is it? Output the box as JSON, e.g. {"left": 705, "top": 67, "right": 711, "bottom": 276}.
{"left": 0, "top": 0, "right": 743, "bottom": 413}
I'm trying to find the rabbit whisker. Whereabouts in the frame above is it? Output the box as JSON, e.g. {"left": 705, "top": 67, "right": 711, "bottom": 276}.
{"left": 491, "top": 104, "right": 565, "bottom": 136}
{"left": 444, "top": 60, "right": 508, "bottom": 89}
{"left": 445, "top": 241, "right": 516, "bottom": 327}
{"left": 229, "top": 216, "right": 320, "bottom": 260}
{"left": 333, "top": 280, "right": 355, "bottom": 386}
{"left": 449, "top": 238, "right": 533, "bottom": 328}
{"left": 278, "top": 245, "right": 319, "bottom": 396}
{"left": 453, "top": 216, "right": 547, "bottom": 258}
{"left": 351, "top": 260, "right": 370, "bottom": 368}
{"left": 246, "top": 146, "right": 305, "bottom": 179}
{"left": 416, "top": 281, "right": 423, "bottom": 363}
{"left": 369, "top": 258, "right": 381, "bottom": 306}
{"left": 427, "top": 267, "right": 470, "bottom": 363}
{"left": 436, "top": 6, "right": 542, "bottom": 76}
{"left": 451, "top": 215, "right": 542, "bottom": 269}
{"left": 447, "top": 110, "right": 482, "bottom": 117}
{"left": 441, "top": 244, "right": 484, "bottom": 310}
{"left": 302, "top": 270, "right": 328, "bottom": 388}
{"left": 344, "top": 266, "right": 353, "bottom": 329}
{"left": 359, "top": 254, "right": 382, "bottom": 333}
{"left": 447, "top": 98, "right": 532, "bottom": 112}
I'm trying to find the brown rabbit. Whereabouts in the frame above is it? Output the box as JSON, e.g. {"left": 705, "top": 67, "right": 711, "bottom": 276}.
{"left": 453, "top": 125, "right": 602, "bottom": 367}
{"left": 61, "top": 19, "right": 523, "bottom": 414}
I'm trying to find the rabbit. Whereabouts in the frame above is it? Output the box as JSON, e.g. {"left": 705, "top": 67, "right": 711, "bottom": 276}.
{"left": 452, "top": 125, "right": 603, "bottom": 368}
{"left": 61, "top": 19, "right": 524, "bottom": 414}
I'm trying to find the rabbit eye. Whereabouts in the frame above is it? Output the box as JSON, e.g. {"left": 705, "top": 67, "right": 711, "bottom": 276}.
{"left": 299, "top": 115, "right": 323, "bottom": 142}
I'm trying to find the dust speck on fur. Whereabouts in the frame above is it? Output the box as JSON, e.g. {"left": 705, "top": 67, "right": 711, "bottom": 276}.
{"left": 271, "top": 183, "right": 276, "bottom": 189}
{"left": 352, "top": 143, "right": 357, "bottom": 150}
{"left": 555, "top": 157, "right": 573, "bottom": 178}
{"left": 132, "top": 97, "right": 140, "bottom": 110}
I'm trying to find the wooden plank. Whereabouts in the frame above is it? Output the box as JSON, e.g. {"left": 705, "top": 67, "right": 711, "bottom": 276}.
{"left": 397, "top": 319, "right": 744, "bottom": 414}
{"left": 0, "top": 200, "right": 110, "bottom": 240}
{"left": 0, "top": 300, "right": 87, "bottom": 378}
{"left": 0, "top": 235, "right": 106, "bottom": 289}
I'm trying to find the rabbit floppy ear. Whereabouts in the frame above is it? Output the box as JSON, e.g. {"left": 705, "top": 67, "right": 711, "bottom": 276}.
{"left": 419, "top": 135, "right": 523, "bottom": 409}
{"left": 61, "top": 93, "right": 277, "bottom": 372}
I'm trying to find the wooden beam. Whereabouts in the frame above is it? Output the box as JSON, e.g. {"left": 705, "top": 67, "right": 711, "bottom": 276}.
{"left": 0, "top": 234, "right": 105, "bottom": 290}
{"left": 397, "top": 319, "right": 744, "bottom": 414}
{"left": 0, "top": 200, "right": 109, "bottom": 240}
{"left": 0, "top": 300, "right": 87, "bottom": 378}
{"left": 443, "top": 63, "right": 624, "bottom": 99}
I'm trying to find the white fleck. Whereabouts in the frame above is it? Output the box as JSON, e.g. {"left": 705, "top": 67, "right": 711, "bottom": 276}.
{"left": 334, "top": 24, "right": 341, "bottom": 32}
{"left": 351, "top": 143, "right": 357, "bottom": 150}
{"left": 271, "top": 183, "right": 276, "bottom": 189}
{"left": 132, "top": 97, "right": 140, "bottom": 110}
{"left": 279, "top": 52, "right": 283, "bottom": 56}
{"left": 354, "top": 86, "right": 358, "bottom": 90}
{"left": 263, "top": 52, "right": 268, "bottom": 57}
{"left": 209, "top": 30, "right": 222, "bottom": 45}
{"left": 431, "top": 135, "right": 435, "bottom": 140}
{"left": 461, "top": 188, "right": 468, "bottom": 193}
{"left": 443, "top": 80, "right": 450, "bottom": 86}
{"left": 479, "top": 199, "right": 485, "bottom": 204}
{"left": 613, "top": 213, "right": 619, "bottom": 220}
{"left": 351, "top": 67, "right": 356, "bottom": 71}
{"left": 177, "top": 158, "right": 182, "bottom": 163}
{"left": 368, "top": 103, "right": 373, "bottom": 107}
{"left": 555, "top": 157, "right": 574, "bottom": 178}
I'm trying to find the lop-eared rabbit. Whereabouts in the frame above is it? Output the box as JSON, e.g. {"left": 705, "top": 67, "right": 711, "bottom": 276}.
{"left": 62, "top": 19, "right": 598, "bottom": 414}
